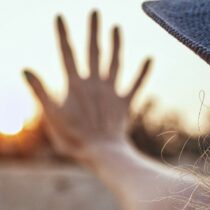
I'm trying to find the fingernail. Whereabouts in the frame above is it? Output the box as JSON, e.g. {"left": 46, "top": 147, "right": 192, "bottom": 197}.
{"left": 113, "top": 27, "right": 120, "bottom": 39}
{"left": 57, "top": 15, "right": 62, "bottom": 24}
{"left": 114, "top": 26, "right": 119, "bottom": 34}
{"left": 92, "top": 10, "right": 98, "bottom": 18}
{"left": 91, "top": 10, "right": 98, "bottom": 23}
{"left": 147, "top": 58, "right": 153, "bottom": 65}
{"left": 23, "top": 70, "right": 33, "bottom": 81}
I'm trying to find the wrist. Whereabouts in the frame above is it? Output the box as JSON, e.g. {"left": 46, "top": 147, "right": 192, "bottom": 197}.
{"left": 82, "top": 134, "right": 135, "bottom": 170}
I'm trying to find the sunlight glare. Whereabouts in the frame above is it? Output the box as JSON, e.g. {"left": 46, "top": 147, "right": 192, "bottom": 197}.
{"left": 0, "top": 120, "right": 24, "bottom": 135}
{"left": 0, "top": 91, "right": 35, "bottom": 136}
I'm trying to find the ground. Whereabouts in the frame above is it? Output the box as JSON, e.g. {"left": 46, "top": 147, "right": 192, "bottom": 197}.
{"left": 0, "top": 160, "right": 120, "bottom": 210}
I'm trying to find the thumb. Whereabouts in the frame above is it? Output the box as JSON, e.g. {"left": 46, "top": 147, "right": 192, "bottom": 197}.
{"left": 23, "top": 70, "right": 56, "bottom": 113}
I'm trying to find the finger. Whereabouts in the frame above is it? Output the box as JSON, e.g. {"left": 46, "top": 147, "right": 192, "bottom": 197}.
{"left": 126, "top": 59, "right": 152, "bottom": 103}
{"left": 108, "top": 27, "right": 120, "bottom": 85}
{"left": 56, "top": 16, "right": 79, "bottom": 79}
{"left": 89, "top": 11, "right": 100, "bottom": 79}
{"left": 23, "top": 70, "right": 56, "bottom": 113}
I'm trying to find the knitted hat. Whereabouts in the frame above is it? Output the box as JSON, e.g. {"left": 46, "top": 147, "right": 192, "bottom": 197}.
{"left": 142, "top": 0, "right": 210, "bottom": 64}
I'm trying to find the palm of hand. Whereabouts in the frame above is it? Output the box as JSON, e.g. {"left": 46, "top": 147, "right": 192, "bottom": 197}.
{"left": 63, "top": 78, "right": 128, "bottom": 138}
{"left": 24, "top": 11, "right": 151, "bottom": 159}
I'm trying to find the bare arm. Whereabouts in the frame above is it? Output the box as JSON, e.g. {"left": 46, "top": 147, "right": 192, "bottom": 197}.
{"left": 23, "top": 11, "right": 208, "bottom": 210}
{"left": 87, "top": 137, "right": 207, "bottom": 210}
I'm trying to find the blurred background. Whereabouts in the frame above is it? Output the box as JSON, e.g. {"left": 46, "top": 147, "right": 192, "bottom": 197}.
{"left": 1, "top": 0, "right": 210, "bottom": 209}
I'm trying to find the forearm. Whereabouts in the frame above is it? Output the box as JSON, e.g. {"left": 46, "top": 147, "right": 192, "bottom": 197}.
{"left": 85, "top": 135, "right": 208, "bottom": 210}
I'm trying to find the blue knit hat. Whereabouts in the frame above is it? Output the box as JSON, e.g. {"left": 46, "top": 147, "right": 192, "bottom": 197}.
{"left": 142, "top": 0, "right": 210, "bottom": 64}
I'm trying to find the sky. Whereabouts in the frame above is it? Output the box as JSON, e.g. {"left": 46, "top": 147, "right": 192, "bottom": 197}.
{"left": 1, "top": 0, "right": 210, "bottom": 134}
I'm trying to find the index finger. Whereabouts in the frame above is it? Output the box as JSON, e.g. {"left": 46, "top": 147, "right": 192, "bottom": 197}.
{"left": 57, "top": 16, "right": 79, "bottom": 79}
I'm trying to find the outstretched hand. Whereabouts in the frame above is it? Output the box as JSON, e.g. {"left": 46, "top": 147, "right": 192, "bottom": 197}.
{"left": 24, "top": 11, "right": 152, "bottom": 163}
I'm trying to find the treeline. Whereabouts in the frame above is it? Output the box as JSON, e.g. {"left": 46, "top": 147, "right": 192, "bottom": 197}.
{"left": 0, "top": 99, "right": 210, "bottom": 168}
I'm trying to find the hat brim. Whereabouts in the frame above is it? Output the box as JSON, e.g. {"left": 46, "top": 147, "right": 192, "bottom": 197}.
{"left": 142, "top": 0, "right": 210, "bottom": 64}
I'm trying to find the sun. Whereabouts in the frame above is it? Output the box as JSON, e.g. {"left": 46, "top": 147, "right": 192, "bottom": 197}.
{"left": 0, "top": 94, "right": 34, "bottom": 136}
{"left": 0, "top": 120, "right": 24, "bottom": 135}
{"left": 0, "top": 109, "right": 25, "bottom": 135}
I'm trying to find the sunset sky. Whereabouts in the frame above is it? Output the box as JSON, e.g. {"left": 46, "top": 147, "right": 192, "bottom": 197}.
{"left": 1, "top": 0, "right": 210, "bottom": 134}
